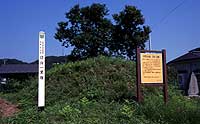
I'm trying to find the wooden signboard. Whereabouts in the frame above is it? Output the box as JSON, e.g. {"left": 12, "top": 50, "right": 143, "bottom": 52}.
{"left": 140, "top": 53, "right": 163, "bottom": 83}
{"left": 136, "top": 48, "right": 168, "bottom": 103}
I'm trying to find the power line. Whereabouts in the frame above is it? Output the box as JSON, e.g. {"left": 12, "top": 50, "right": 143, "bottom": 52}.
{"left": 153, "top": 0, "right": 187, "bottom": 29}
{"left": 149, "top": 0, "right": 187, "bottom": 50}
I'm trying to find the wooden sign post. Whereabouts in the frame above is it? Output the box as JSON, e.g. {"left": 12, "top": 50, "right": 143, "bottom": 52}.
{"left": 136, "top": 48, "right": 168, "bottom": 103}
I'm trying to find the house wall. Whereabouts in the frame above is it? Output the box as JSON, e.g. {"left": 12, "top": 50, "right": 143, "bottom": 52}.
{"left": 169, "top": 59, "right": 200, "bottom": 94}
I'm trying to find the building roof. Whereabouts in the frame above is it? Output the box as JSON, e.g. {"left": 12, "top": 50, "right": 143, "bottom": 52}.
{"left": 168, "top": 47, "right": 200, "bottom": 64}
{"left": 0, "top": 64, "right": 38, "bottom": 74}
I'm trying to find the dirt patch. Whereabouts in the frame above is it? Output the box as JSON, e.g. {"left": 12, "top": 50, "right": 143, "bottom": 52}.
{"left": 0, "top": 98, "right": 19, "bottom": 118}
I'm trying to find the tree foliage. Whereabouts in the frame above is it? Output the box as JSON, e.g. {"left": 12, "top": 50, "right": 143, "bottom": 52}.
{"left": 55, "top": 3, "right": 151, "bottom": 60}
{"left": 111, "top": 5, "right": 151, "bottom": 60}
{"left": 55, "top": 3, "right": 112, "bottom": 59}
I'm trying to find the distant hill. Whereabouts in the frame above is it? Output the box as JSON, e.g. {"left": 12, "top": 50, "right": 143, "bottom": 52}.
{"left": 0, "top": 59, "right": 27, "bottom": 65}
{"left": 31, "top": 56, "right": 67, "bottom": 69}
{"left": 0, "top": 56, "right": 67, "bottom": 70}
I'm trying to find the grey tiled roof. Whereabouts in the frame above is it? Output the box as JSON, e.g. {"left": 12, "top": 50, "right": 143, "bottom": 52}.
{"left": 0, "top": 64, "right": 38, "bottom": 74}
{"left": 168, "top": 47, "right": 200, "bottom": 64}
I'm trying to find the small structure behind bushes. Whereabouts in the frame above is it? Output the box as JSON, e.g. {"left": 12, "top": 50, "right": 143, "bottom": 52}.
{"left": 0, "top": 64, "right": 38, "bottom": 92}
{"left": 168, "top": 47, "right": 200, "bottom": 95}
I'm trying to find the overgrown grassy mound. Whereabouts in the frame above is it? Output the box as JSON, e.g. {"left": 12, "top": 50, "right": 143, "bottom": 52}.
{"left": 1, "top": 56, "right": 200, "bottom": 124}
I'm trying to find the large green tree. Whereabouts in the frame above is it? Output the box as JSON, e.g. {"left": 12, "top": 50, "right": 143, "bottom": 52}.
{"left": 55, "top": 4, "right": 151, "bottom": 60}
{"left": 55, "top": 3, "right": 113, "bottom": 59}
{"left": 111, "top": 5, "right": 151, "bottom": 60}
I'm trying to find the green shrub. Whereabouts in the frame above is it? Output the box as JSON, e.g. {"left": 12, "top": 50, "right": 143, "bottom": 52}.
{"left": 1, "top": 56, "right": 200, "bottom": 124}
{"left": 42, "top": 56, "right": 136, "bottom": 105}
{"left": 0, "top": 78, "right": 33, "bottom": 93}
{"left": 140, "top": 86, "right": 200, "bottom": 124}
{"left": 167, "top": 66, "right": 178, "bottom": 85}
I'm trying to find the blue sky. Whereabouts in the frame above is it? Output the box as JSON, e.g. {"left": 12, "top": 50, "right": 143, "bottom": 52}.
{"left": 0, "top": 0, "right": 199, "bottom": 62}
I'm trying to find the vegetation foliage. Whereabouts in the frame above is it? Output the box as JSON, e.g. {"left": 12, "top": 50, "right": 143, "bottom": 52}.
{"left": 55, "top": 3, "right": 151, "bottom": 60}
{"left": 0, "top": 56, "right": 200, "bottom": 124}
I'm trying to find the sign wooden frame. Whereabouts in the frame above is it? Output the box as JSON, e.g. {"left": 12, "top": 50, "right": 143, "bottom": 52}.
{"left": 136, "top": 48, "right": 168, "bottom": 103}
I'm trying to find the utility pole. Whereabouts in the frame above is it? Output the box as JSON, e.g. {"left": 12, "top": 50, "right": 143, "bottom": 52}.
{"left": 149, "top": 33, "right": 152, "bottom": 50}
{"left": 62, "top": 46, "right": 64, "bottom": 56}
{"left": 3, "top": 59, "right": 7, "bottom": 65}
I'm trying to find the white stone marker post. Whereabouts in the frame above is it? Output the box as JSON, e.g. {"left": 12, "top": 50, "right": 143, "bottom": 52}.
{"left": 38, "top": 31, "right": 45, "bottom": 110}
